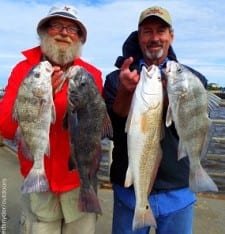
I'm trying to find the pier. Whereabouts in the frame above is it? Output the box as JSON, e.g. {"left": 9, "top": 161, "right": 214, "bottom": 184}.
{"left": 0, "top": 91, "right": 224, "bottom": 233}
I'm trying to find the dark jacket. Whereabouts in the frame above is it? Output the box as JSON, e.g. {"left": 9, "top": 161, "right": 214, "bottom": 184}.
{"left": 103, "top": 31, "right": 208, "bottom": 191}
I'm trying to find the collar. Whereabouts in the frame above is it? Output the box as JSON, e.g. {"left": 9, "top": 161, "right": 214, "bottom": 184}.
{"left": 139, "top": 57, "right": 170, "bottom": 72}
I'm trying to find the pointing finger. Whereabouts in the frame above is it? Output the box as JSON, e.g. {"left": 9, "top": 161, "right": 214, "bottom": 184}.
{"left": 120, "top": 57, "right": 134, "bottom": 71}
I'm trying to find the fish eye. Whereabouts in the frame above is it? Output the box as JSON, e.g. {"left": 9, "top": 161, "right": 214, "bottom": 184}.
{"left": 80, "top": 83, "right": 86, "bottom": 88}
{"left": 80, "top": 80, "right": 86, "bottom": 87}
{"left": 34, "top": 72, "right": 40, "bottom": 78}
{"left": 177, "top": 67, "right": 182, "bottom": 73}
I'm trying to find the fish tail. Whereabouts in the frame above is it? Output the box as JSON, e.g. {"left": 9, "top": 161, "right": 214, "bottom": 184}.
{"left": 132, "top": 206, "right": 157, "bottom": 231}
{"left": 79, "top": 187, "right": 102, "bottom": 215}
{"left": 21, "top": 168, "right": 49, "bottom": 193}
{"left": 189, "top": 165, "right": 218, "bottom": 193}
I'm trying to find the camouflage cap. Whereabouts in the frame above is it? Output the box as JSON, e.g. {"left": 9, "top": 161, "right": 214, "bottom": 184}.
{"left": 138, "top": 6, "right": 172, "bottom": 27}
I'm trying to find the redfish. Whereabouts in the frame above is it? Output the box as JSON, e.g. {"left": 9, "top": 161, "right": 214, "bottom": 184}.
{"left": 125, "top": 65, "right": 163, "bottom": 230}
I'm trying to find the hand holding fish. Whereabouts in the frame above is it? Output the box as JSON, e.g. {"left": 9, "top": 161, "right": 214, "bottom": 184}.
{"left": 51, "top": 66, "right": 64, "bottom": 92}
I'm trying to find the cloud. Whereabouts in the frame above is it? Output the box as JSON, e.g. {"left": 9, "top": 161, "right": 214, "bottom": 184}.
{"left": 0, "top": 0, "right": 225, "bottom": 87}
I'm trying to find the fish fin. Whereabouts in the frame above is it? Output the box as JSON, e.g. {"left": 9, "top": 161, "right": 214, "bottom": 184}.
{"left": 189, "top": 165, "right": 218, "bottom": 193}
{"left": 124, "top": 166, "right": 133, "bottom": 187}
{"left": 125, "top": 105, "right": 133, "bottom": 133}
{"left": 68, "top": 144, "right": 77, "bottom": 170}
{"left": 21, "top": 167, "right": 49, "bottom": 193}
{"left": 207, "top": 92, "right": 221, "bottom": 112}
{"left": 165, "top": 105, "right": 173, "bottom": 127}
{"left": 200, "top": 119, "right": 213, "bottom": 161}
{"left": 44, "top": 143, "right": 50, "bottom": 158}
{"left": 63, "top": 111, "right": 69, "bottom": 129}
{"left": 38, "top": 99, "right": 47, "bottom": 118}
{"left": 68, "top": 155, "right": 76, "bottom": 170}
{"left": 101, "top": 113, "right": 113, "bottom": 139}
{"left": 62, "top": 111, "right": 69, "bottom": 129}
{"left": 51, "top": 104, "right": 56, "bottom": 124}
{"left": 132, "top": 206, "right": 157, "bottom": 231}
{"left": 12, "top": 100, "right": 19, "bottom": 121}
{"left": 19, "top": 130, "right": 33, "bottom": 160}
{"left": 177, "top": 142, "right": 187, "bottom": 160}
{"left": 160, "top": 123, "right": 165, "bottom": 140}
{"left": 89, "top": 142, "right": 102, "bottom": 177}
{"left": 67, "top": 112, "right": 79, "bottom": 143}
{"left": 79, "top": 186, "right": 102, "bottom": 215}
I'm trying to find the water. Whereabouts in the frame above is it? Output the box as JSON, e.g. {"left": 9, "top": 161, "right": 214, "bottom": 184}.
{"left": 202, "top": 103, "right": 225, "bottom": 193}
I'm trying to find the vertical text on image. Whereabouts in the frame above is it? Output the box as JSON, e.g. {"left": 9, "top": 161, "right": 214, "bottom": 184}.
{"left": 1, "top": 178, "right": 7, "bottom": 234}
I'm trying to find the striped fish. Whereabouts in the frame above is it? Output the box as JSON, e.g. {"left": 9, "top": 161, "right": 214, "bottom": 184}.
{"left": 63, "top": 66, "right": 113, "bottom": 214}
{"left": 164, "top": 61, "right": 219, "bottom": 193}
{"left": 13, "top": 61, "right": 55, "bottom": 193}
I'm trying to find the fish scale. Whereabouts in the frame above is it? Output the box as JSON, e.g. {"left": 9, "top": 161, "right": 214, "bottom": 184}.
{"left": 13, "top": 61, "right": 55, "bottom": 194}
{"left": 165, "top": 61, "right": 219, "bottom": 193}
{"left": 63, "top": 65, "right": 113, "bottom": 215}
{"left": 125, "top": 65, "right": 163, "bottom": 231}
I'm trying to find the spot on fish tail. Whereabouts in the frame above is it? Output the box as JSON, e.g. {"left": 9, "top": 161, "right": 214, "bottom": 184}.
{"left": 132, "top": 206, "right": 157, "bottom": 231}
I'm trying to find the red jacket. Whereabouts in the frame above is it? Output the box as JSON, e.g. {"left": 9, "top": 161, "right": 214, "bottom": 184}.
{"left": 0, "top": 46, "right": 103, "bottom": 193}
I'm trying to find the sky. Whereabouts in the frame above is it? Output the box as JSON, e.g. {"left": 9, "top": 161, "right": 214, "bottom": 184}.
{"left": 0, "top": 0, "right": 225, "bottom": 89}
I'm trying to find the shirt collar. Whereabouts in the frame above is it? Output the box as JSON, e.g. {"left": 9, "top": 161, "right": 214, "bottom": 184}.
{"left": 139, "top": 57, "right": 170, "bottom": 72}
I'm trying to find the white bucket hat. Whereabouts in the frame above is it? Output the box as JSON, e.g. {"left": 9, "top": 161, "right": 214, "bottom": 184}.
{"left": 37, "top": 5, "right": 87, "bottom": 43}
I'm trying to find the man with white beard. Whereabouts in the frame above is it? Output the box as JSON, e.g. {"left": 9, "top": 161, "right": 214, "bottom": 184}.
{"left": 0, "top": 5, "right": 102, "bottom": 234}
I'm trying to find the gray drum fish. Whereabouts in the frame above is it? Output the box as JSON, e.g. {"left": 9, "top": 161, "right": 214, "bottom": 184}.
{"left": 63, "top": 65, "right": 112, "bottom": 214}
{"left": 125, "top": 65, "right": 163, "bottom": 230}
{"left": 164, "top": 61, "right": 219, "bottom": 193}
{"left": 13, "top": 61, "right": 55, "bottom": 193}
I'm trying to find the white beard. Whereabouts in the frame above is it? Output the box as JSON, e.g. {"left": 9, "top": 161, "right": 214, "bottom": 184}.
{"left": 145, "top": 48, "right": 163, "bottom": 60}
{"left": 40, "top": 33, "right": 82, "bottom": 65}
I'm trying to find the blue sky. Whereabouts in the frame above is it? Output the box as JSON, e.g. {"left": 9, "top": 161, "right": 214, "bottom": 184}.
{"left": 1, "top": 0, "right": 225, "bottom": 88}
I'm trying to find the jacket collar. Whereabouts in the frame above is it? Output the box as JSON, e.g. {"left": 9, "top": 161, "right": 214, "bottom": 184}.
{"left": 21, "top": 46, "right": 43, "bottom": 65}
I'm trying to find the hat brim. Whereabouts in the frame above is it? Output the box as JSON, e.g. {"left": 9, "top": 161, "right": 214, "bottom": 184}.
{"left": 37, "top": 14, "right": 87, "bottom": 43}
